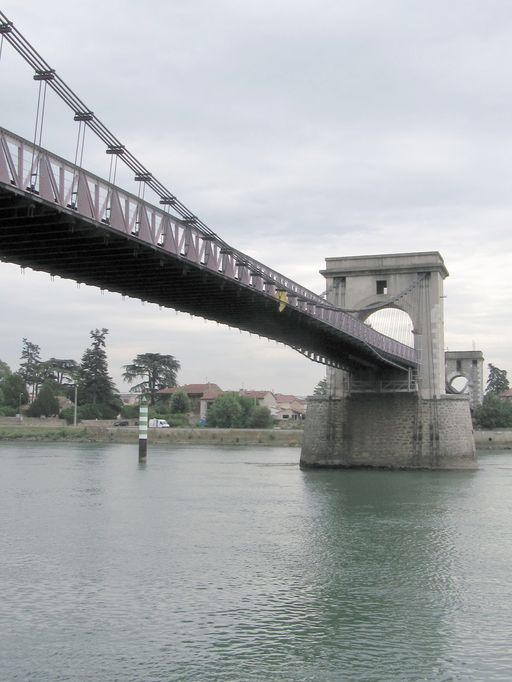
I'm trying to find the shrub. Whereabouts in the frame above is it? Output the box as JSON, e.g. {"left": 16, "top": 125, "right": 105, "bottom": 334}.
{"left": 206, "top": 393, "right": 243, "bottom": 428}
{"left": 248, "top": 405, "right": 273, "bottom": 428}
{"left": 27, "top": 381, "right": 59, "bottom": 418}
{"left": 473, "top": 395, "right": 512, "bottom": 429}
{"left": 166, "top": 413, "right": 189, "bottom": 427}
{"left": 60, "top": 401, "right": 119, "bottom": 424}
{"left": 170, "top": 391, "right": 191, "bottom": 414}
{"left": 120, "top": 404, "right": 139, "bottom": 419}
{"left": 60, "top": 407, "right": 76, "bottom": 425}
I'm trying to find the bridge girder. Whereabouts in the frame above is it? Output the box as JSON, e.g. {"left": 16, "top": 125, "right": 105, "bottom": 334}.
{"left": 0, "top": 182, "right": 415, "bottom": 373}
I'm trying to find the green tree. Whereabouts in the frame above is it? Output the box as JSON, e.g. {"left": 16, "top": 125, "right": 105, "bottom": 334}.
{"left": 0, "top": 360, "right": 11, "bottom": 406}
{"left": 248, "top": 405, "right": 273, "bottom": 428}
{"left": 27, "top": 381, "right": 59, "bottom": 418}
{"left": 122, "top": 352, "right": 180, "bottom": 405}
{"left": 19, "top": 338, "right": 43, "bottom": 400}
{"left": 238, "top": 395, "right": 257, "bottom": 427}
{"left": 120, "top": 403, "right": 140, "bottom": 419}
{"left": 77, "top": 328, "right": 118, "bottom": 406}
{"left": 206, "top": 393, "right": 243, "bottom": 428}
{"left": 486, "top": 364, "right": 510, "bottom": 396}
{"left": 41, "top": 358, "right": 78, "bottom": 385}
{"left": 1, "top": 372, "right": 28, "bottom": 409}
{"left": 170, "top": 390, "right": 191, "bottom": 414}
{"left": 0, "top": 359, "right": 11, "bottom": 381}
{"left": 206, "top": 393, "right": 273, "bottom": 428}
{"left": 473, "top": 394, "right": 512, "bottom": 429}
{"left": 313, "top": 377, "right": 328, "bottom": 396}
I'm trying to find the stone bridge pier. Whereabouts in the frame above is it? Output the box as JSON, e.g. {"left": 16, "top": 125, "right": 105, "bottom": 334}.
{"left": 301, "top": 252, "right": 477, "bottom": 470}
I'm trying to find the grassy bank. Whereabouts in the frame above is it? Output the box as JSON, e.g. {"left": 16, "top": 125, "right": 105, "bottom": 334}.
{"left": 0, "top": 424, "right": 303, "bottom": 446}
{"left": 3, "top": 425, "right": 510, "bottom": 449}
{"left": 0, "top": 426, "right": 93, "bottom": 441}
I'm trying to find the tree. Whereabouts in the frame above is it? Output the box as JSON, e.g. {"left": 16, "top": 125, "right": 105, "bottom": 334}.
{"left": 41, "top": 358, "right": 78, "bottom": 385}
{"left": 170, "top": 390, "right": 191, "bottom": 414}
{"left": 473, "top": 394, "right": 512, "bottom": 429}
{"left": 206, "top": 393, "right": 243, "bottom": 428}
{"left": 122, "top": 352, "right": 180, "bottom": 405}
{"left": 248, "top": 405, "right": 273, "bottom": 428}
{"left": 77, "top": 328, "right": 118, "bottom": 406}
{"left": 0, "top": 359, "right": 11, "bottom": 381}
{"left": 0, "top": 360, "right": 12, "bottom": 406}
{"left": 313, "top": 377, "right": 328, "bottom": 396}
{"left": 27, "top": 381, "right": 59, "bottom": 418}
{"left": 206, "top": 393, "right": 274, "bottom": 429}
{"left": 486, "top": 364, "right": 510, "bottom": 396}
{"left": 1, "top": 373, "right": 28, "bottom": 409}
{"left": 238, "top": 395, "right": 257, "bottom": 427}
{"left": 19, "top": 338, "right": 43, "bottom": 400}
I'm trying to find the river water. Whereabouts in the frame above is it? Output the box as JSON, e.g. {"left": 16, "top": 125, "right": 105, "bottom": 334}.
{"left": 1, "top": 443, "right": 511, "bottom": 681}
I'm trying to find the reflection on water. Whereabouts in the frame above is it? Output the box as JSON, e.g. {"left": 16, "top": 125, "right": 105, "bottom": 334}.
{"left": 0, "top": 443, "right": 511, "bottom": 681}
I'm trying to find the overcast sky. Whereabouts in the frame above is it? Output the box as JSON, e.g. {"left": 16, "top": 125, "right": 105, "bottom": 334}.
{"left": 1, "top": 0, "right": 511, "bottom": 395}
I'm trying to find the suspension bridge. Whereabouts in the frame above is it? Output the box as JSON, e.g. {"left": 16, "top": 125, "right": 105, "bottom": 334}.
{"left": 0, "top": 12, "right": 478, "bottom": 469}
{"left": 0, "top": 11, "right": 417, "bottom": 376}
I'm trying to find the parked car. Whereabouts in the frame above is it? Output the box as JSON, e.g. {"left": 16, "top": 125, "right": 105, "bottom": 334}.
{"left": 113, "top": 419, "right": 129, "bottom": 427}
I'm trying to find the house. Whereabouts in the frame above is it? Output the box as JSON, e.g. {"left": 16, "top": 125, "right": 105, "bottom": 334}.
{"left": 119, "top": 392, "right": 141, "bottom": 406}
{"left": 199, "top": 386, "right": 224, "bottom": 420}
{"left": 499, "top": 389, "right": 512, "bottom": 402}
{"left": 274, "top": 393, "right": 306, "bottom": 422}
{"left": 238, "top": 390, "right": 278, "bottom": 411}
{"left": 157, "top": 383, "right": 222, "bottom": 415}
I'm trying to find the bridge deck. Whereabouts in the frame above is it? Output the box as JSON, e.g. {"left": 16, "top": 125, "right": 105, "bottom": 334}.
{"left": 0, "top": 128, "right": 417, "bottom": 372}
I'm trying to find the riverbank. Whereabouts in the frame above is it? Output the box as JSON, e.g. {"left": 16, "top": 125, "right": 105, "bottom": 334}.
{"left": 0, "top": 421, "right": 511, "bottom": 449}
{"left": 474, "top": 429, "right": 512, "bottom": 449}
{"left": 0, "top": 422, "right": 303, "bottom": 446}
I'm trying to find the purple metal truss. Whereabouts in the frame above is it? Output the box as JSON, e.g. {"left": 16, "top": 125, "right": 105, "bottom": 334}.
{"left": 0, "top": 127, "right": 417, "bottom": 369}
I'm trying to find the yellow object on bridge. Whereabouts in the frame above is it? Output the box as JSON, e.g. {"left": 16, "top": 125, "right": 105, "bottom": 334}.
{"left": 276, "top": 289, "right": 288, "bottom": 312}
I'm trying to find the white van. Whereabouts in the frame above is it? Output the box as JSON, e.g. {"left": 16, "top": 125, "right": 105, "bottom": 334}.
{"left": 148, "top": 418, "right": 170, "bottom": 428}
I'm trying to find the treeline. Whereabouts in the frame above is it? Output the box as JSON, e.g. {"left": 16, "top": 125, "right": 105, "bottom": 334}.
{"left": 0, "top": 330, "right": 184, "bottom": 422}
{"left": 0, "top": 329, "right": 121, "bottom": 419}
{"left": 473, "top": 364, "right": 512, "bottom": 429}
{"left": 0, "top": 333, "right": 274, "bottom": 428}
{"left": 205, "top": 393, "right": 273, "bottom": 428}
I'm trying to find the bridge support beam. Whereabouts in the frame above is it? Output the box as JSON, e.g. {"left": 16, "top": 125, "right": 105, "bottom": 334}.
{"left": 300, "top": 393, "right": 477, "bottom": 470}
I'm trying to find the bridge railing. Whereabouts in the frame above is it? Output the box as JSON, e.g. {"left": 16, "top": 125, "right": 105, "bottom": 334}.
{"left": 348, "top": 374, "right": 418, "bottom": 393}
{"left": 0, "top": 126, "right": 417, "bottom": 368}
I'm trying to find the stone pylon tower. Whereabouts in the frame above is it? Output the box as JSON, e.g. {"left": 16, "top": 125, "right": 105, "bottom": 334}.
{"left": 445, "top": 350, "right": 485, "bottom": 408}
{"left": 322, "top": 252, "right": 448, "bottom": 398}
{"left": 301, "top": 252, "right": 477, "bottom": 470}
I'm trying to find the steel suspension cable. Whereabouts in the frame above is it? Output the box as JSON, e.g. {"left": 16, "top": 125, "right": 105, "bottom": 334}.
{"left": 1, "top": 8, "right": 416, "bottom": 347}
{"left": 0, "top": 10, "right": 331, "bottom": 294}
{"left": 0, "top": 13, "right": 218, "bottom": 233}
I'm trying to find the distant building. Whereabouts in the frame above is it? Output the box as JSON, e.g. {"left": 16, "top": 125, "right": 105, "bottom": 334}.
{"left": 119, "top": 392, "right": 141, "bottom": 406}
{"left": 158, "top": 383, "right": 222, "bottom": 416}
{"left": 445, "top": 350, "right": 484, "bottom": 408}
{"left": 199, "top": 386, "right": 224, "bottom": 419}
{"left": 274, "top": 393, "right": 306, "bottom": 422}
{"left": 157, "top": 382, "right": 307, "bottom": 424}
{"left": 239, "top": 390, "right": 277, "bottom": 411}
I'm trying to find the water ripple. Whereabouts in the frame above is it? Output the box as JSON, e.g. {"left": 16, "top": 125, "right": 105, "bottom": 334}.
{"left": 0, "top": 445, "right": 511, "bottom": 680}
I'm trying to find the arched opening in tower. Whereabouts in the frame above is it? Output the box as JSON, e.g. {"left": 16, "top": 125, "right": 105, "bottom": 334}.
{"left": 364, "top": 308, "right": 414, "bottom": 348}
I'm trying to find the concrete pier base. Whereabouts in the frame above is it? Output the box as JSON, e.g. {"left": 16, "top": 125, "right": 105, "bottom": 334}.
{"left": 300, "top": 393, "right": 477, "bottom": 470}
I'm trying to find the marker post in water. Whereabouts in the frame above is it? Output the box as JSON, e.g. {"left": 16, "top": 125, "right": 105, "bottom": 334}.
{"left": 138, "top": 395, "right": 148, "bottom": 462}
